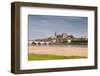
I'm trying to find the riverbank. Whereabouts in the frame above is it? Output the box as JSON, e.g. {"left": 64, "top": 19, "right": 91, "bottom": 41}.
{"left": 28, "top": 53, "right": 87, "bottom": 60}
{"left": 28, "top": 45, "right": 88, "bottom": 60}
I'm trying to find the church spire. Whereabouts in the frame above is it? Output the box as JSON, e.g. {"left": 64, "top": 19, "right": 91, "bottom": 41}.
{"left": 54, "top": 32, "right": 57, "bottom": 37}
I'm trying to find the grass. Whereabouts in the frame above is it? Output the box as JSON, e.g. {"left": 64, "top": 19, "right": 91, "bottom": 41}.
{"left": 28, "top": 53, "right": 87, "bottom": 61}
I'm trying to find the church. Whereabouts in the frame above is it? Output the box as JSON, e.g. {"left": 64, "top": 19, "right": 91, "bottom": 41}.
{"left": 29, "top": 32, "right": 78, "bottom": 46}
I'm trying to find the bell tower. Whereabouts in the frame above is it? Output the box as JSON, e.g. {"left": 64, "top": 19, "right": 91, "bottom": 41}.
{"left": 54, "top": 32, "right": 57, "bottom": 38}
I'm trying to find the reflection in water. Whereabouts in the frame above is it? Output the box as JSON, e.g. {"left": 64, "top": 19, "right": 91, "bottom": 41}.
{"left": 62, "top": 45, "right": 88, "bottom": 48}
{"left": 31, "top": 44, "right": 88, "bottom": 48}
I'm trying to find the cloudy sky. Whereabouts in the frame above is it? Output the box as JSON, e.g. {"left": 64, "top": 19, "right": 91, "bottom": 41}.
{"left": 28, "top": 15, "right": 88, "bottom": 40}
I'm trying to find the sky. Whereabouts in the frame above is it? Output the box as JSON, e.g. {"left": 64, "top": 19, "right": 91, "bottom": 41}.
{"left": 28, "top": 15, "right": 88, "bottom": 40}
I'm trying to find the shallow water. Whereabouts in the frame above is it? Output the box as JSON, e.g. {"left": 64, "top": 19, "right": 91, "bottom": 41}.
{"left": 48, "top": 44, "right": 87, "bottom": 47}
{"left": 30, "top": 44, "right": 87, "bottom": 48}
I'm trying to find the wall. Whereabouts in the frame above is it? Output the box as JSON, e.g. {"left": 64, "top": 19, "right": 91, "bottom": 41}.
{"left": 0, "top": 0, "right": 100, "bottom": 76}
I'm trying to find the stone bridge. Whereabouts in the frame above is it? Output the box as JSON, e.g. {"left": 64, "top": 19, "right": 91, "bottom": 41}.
{"left": 29, "top": 41, "right": 52, "bottom": 46}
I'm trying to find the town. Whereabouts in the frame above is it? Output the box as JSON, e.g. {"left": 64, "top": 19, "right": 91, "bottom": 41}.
{"left": 29, "top": 32, "right": 88, "bottom": 46}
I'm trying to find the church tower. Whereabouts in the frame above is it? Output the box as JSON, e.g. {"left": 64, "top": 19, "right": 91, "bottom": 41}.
{"left": 54, "top": 32, "right": 57, "bottom": 38}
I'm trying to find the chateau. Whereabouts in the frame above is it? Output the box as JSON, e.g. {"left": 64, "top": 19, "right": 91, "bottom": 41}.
{"left": 29, "top": 32, "right": 87, "bottom": 46}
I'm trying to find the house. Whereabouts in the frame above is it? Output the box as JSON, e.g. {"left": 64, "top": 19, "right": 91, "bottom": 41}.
{"left": 29, "top": 32, "right": 76, "bottom": 45}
